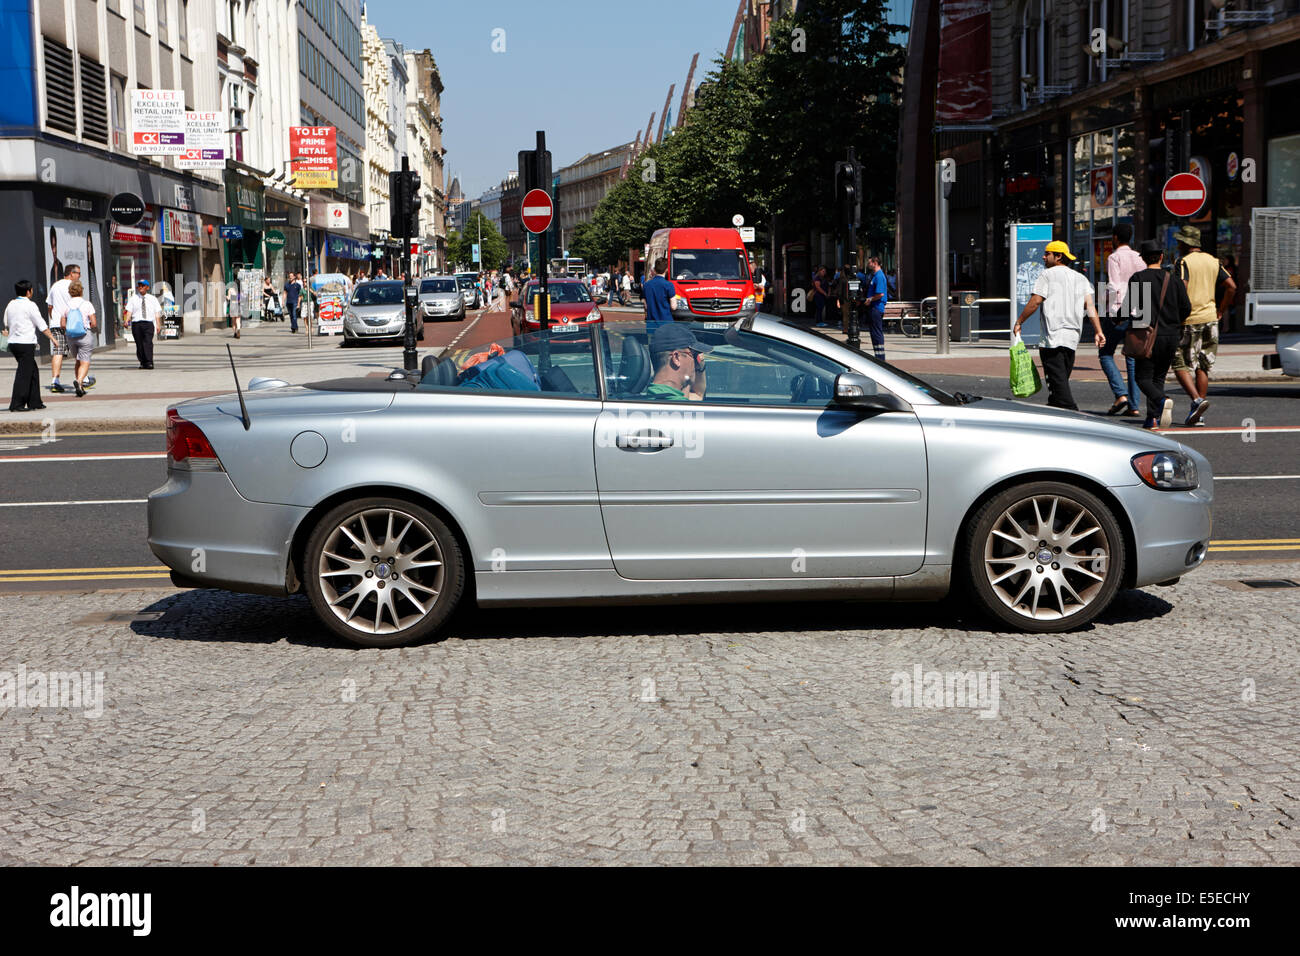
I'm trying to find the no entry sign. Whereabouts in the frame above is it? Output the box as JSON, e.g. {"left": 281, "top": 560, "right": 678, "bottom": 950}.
{"left": 1162, "top": 173, "right": 1207, "bottom": 218}
{"left": 521, "top": 189, "right": 554, "bottom": 234}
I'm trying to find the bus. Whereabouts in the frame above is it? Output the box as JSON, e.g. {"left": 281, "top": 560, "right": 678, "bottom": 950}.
{"left": 549, "top": 257, "right": 586, "bottom": 277}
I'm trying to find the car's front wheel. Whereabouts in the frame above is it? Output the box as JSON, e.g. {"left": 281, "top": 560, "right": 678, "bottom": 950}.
{"left": 303, "top": 498, "right": 465, "bottom": 647}
{"left": 965, "top": 481, "right": 1125, "bottom": 633}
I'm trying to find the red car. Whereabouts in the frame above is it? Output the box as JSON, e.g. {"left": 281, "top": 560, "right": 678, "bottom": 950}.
{"left": 511, "top": 278, "right": 603, "bottom": 337}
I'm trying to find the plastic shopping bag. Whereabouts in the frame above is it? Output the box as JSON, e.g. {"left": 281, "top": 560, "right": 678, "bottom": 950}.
{"left": 1009, "top": 334, "right": 1042, "bottom": 398}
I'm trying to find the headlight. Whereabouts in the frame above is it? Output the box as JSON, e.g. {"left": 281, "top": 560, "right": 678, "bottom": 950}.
{"left": 742, "top": 295, "right": 756, "bottom": 310}
{"left": 1132, "top": 451, "right": 1199, "bottom": 490}
{"left": 587, "top": 307, "right": 602, "bottom": 321}
{"left": 671, "top": 296, "right": 692, "bottom": 313}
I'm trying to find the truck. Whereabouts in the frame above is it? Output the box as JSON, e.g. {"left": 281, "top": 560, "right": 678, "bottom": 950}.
{"left": 1245, "top": 206, "right": 1300, "bottom": 377}
{"left": 646, "top": 227, "right": 757, "bottom": 320}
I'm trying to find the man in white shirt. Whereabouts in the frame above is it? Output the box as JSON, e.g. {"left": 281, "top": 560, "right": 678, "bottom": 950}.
{"left": 5, "top": 279, "right": 58, "bottom": 411}
{"left": 1013, "top": 240, "right": 1105, "bottom": 410}
{"left": 45, "top": 263, "right": 79, "bottom": 392}
{"left": 123, "top": 278, "right": 162, "bottom": 369}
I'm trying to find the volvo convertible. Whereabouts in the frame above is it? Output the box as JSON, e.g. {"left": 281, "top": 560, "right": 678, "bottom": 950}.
{"left": 147, "top": 316, "right": 1212, "bottom": 647}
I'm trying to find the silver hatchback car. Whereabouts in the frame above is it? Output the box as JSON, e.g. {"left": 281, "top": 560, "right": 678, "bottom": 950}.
{"left": 341, "top": 279, "right": 424, "bottom": 345}
{"left": 148, "top": 316, "right": 1212, "bottom": 648}
{"left": 417, "top": 276, "right": 466, "bottom": 322}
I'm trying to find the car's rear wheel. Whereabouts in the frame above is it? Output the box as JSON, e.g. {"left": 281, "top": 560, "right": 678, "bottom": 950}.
{"left": 965, "top": 481, "right": 1125, "bottom": 633}
{"left": 303, "top": 498, "right": 464, "bottom": 648}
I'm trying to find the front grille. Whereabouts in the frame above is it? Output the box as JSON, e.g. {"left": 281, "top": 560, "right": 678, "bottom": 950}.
{"left": 690, "top": 297, "right": 742, "bottom": 314}
{"left": 43, "top": 38, "right": 77, "bottom": 134}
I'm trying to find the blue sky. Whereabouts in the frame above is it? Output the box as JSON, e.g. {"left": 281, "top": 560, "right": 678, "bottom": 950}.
{"left": 363, "top": 0, "right": 740, "bottom": 199}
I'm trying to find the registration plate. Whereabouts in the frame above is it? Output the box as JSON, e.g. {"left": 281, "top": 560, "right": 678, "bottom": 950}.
{"left": 550, "top": 323, "right": 581, "bottom": 332}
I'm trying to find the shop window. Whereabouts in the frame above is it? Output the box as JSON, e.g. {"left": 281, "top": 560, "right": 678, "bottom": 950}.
{"left": 1267, "top": 133, "right": 1300, "bottom": 206}
{"left": 1069, "top": 125, "right": 1135, "bottom": 284}
{"left": 159, "top": 0, "right": 168, "bottom": 45}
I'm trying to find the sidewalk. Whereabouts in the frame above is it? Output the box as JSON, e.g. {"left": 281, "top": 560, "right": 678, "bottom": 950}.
{"left": 812, "top": 325, "right": 1291, "bottom": 385}
{"left": 5, "top": 317, "right": 1292, "bottom": 434}
{"left": 3, "top": 323, "right": 414, "bottom": 433}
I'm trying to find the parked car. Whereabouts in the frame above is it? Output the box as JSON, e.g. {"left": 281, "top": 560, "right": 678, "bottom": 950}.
{"left": 417, "top": 276, "right": 466, "bottom": 322}
{"left": 455, "top": 273, "right": 481, "bottom": 310}
{"left": 341, "top": 280, "right": 424, "bottom": 346}
{"left": 510, "top": 277, "right": 602, "bottom": 337}
{"left": 149, "top": 315, "right": 1213, "bottom": 648}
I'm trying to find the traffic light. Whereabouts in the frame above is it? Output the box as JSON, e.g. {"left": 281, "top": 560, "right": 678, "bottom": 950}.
{"left": 834, "top": 160, "right": 861, "bottom": 238}
{"left": 389, "top": 170, "right": 422, "bottom": 238}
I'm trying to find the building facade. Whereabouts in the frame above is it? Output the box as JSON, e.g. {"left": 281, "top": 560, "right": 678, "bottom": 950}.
{"left": 912, "top": 0, "right": 1300, "bottom": 331}
{"left": 556, "top": 143, "right": 636, "bottom": 249}
{"left": 403, "top": 48, "right": 445, "bottom": 273}
{"left": 360, "top": 11, "right": 393, "bottom": 274}
{"left": 1, "top": 0, "right": 230, "bottom": 342}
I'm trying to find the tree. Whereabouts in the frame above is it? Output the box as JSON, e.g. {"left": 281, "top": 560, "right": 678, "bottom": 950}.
{"left": 447, "top": 212, "right": 509, "bottom": 271}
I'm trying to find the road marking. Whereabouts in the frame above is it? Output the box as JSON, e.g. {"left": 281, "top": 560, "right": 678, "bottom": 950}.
{"left": 1210, "top": 545, "right": 1300, "bottom": 552}
{"left": 0, "top": 452, "right": 164, "bottom": 463}
{"left": 0, "top": 572, "right": 171, "bottom": 583}
{"left": 0, "top": 564, "right": 165, "bottom": 575}
{"left": 445, "top": 310, "right": 486, "bottom": 351}
{"left": 1215, "top": 475, "right": 1300, "bottom": 481}
{"left": 0, "top": 499, "right": 147, "bottom": 508}
{"left": 1212, "top": 538, "right": 1300, "bottom": 545}
{"left": 1157, "top": 426, "right": 1300, "bottom": 435}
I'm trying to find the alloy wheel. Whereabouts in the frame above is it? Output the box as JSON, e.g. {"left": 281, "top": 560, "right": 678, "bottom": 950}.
{"left": 982, "top": 494, "right": 1111, "bottom": 622}
{"left": 316, "top": 507, "right": 445, "bottom": 635}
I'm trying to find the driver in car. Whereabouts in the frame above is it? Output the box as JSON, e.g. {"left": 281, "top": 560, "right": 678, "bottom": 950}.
{"left": 645, "top": 324, "right": 711, "bottom": 401}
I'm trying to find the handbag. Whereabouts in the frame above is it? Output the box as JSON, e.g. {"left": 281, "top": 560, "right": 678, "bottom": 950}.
{"left": 1123, "top": 272, "right": 1168, "bottom": 360}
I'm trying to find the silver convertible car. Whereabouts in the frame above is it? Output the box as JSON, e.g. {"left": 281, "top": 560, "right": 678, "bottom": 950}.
{"left": 148, "top": 316, "right": 1213, "bottom": 648}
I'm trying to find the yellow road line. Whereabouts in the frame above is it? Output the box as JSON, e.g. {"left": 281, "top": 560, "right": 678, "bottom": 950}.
{"left": 1209, "top": 545, "right": 1300, "bottom": 552}
{"left": 0, "top": 565, "right": 166, "bottom": 576}
{"left": 1211, "top": 539, "right": 1300, "bottom": 545}
{"left": 0, "top": 573, "right": 172, "bottom": 583}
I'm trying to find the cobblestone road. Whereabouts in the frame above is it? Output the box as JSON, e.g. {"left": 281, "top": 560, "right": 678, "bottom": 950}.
{"left": 2, "top": 564, "right": 1298, "bottom": 865}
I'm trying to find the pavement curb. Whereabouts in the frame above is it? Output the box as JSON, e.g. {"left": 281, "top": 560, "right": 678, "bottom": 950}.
{"left": 0, "top": 418, "right": 164, "bottom": 435}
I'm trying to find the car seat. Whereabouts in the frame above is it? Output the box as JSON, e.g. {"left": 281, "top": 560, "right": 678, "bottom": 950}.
{"left": 613, "top": 335, "right": 652, "bottom": 396}
{"left": 420, "top": 354, "right": 458, "bottom": 388}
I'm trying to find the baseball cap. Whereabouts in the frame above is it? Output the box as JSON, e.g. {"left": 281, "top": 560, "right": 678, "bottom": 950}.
{"left": 1044, "top": 240, "right": 1077, "bottom": 261}
{"left": 136, "top": 279, "right": 150, "bottom": 288}
{"left": 650, "top": 323, "right": 714, "bottom": 355}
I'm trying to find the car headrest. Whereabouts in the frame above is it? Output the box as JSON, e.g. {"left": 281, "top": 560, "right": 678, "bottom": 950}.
{"left": 420, "top": 354, "right": 437, "bottom": 379}
{"left": 616, "top": 334, "right": 652, "bottom": 395}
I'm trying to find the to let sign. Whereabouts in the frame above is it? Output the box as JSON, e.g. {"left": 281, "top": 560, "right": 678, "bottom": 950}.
{"left": 521, "top": 189, "right": 553, "bottom": 234}
{"left": 290, "top": 127, "right": 338, "bottom": 189}
{"left": 1162, "top": 173, "right": 1207, "bottom": 218}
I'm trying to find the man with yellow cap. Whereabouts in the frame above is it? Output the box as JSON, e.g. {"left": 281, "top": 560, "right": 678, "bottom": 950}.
{"left": 1013, "top": 240, "right": 1105, "bottom": 411}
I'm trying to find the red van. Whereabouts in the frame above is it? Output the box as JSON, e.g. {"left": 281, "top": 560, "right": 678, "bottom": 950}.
{"left": 646, "top": 227, "right": 757, "bottom": 319}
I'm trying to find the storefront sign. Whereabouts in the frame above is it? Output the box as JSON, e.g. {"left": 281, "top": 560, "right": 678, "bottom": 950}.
{"left": 1090, "top": 167, "right": 1113, "bottom": 208}
{"left": 290, "top": 127, "right": 338, "bottom": 189}
{"left": 1227, "top": 151, "right": 1240, "bottom": 181}
{"left": 130, "top": 89, "right": 186, "bottom": 155}
{"left": 1151, "top": 62, "right": 1239, "bottom": 111}
{"left": 63, "top": 196, "right": 94, "bottom": 213}
{"left": 110, "top": 193, "right": 145, "bottom": 225}
{"left": 326, "top": 235, "right": 365, "bottom": 259}
{"left": 1009, "top": 223, "right": 1051, "bottom": 347}
{"left": 220, "top": 225, "right": 244, "bottom": 240}
{"left": 176, "top": 111, "right": 226, "bottom": 169}
{"left": 161, "top": 209, "right": 201, "bottom": 246}
{"left": 110, "top": 210, "right": 156, "bottom": 244}
{"left": 326, "top": 203, "right": 350, "bottom": 229}
{"left": 224, "top": 172, "right": 265, "bottom": 230}
{"left": 265, "top": 230, "right": 287, "bottom": 249}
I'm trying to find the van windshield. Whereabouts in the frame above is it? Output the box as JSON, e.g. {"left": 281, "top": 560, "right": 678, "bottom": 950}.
{"left": 671, "top": 250, "right": 749, "bottom": 281}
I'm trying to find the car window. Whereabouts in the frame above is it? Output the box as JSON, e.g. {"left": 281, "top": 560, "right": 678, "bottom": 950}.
{"left": 603, "top": 321, "right": 858, "bottom": 407}
{"left": 416, "top": 328, "right": 600, "bottom": 399}
{"left": 671, "top": 250, "right": 748, "bottom": 281}
{"left": 521, "top": 282, "right": 592, "bottom": 304}
{"left": 351, "top": 283, "right": 404, "bottom": 305}
{"left": 420, "top": 279, "right": 456, "bottom": 294}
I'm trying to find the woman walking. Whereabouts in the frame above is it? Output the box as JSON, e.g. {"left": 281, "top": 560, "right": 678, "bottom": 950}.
{"left": 59, "top": 279, "right": 98, "bottom": 397}
{"left": 1124, "top": 239, "right": 1191, "bottom": 429}
{"left": 4, "top": 279, "right": 57, "bottom": 412}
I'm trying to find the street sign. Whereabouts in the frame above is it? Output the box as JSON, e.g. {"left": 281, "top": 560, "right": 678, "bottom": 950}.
{"left": 732, "top": 214, "right": 744, "bottom": 227}
{"left": 220, "top": 225, "right": 244, "bottom": 240}
{"left": 265, "top": 230, "right": 286, "bottom": 249}
{"left": 521, "top": 189, "right": 554, "bottom": 234}
{"left": 1162, "top": 172, "right": 1207, "bottom": 218}
{"left": 327, "top": 203, "right": 350, "bottom": 228}
{"left": 738, "top": 226, "right": 755, "bottom": 243}
{"left": 472, "top": 243, "right": 481, "bottom": 263}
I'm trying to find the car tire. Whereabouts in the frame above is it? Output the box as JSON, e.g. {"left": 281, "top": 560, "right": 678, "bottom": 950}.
{"left": 303, "top": 497, "right": 465, "bottom": 648}
{"left": 964, "top": 481, "right": 1125, "bottom": 633}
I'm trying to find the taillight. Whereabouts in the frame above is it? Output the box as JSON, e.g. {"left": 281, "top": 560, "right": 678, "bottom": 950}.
{"left": 166, "top": 409, "right": 223, "bottom": 471}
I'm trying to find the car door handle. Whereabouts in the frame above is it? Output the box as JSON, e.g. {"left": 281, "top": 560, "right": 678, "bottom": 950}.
{"left": 616, "top": 430, "right": 674, "bottom": 451}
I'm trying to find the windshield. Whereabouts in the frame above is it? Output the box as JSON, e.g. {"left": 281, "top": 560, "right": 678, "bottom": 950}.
{"left": 523, "top": 282, "right": 593, "bottom": 304}
{"left": 351, "top": 283, "right": 404, "bottom": 306}
{"left": 671, "top": 249, "right": 749, "bottom": 281}
{"left": 456, "top": 277, "right": 474, "bottom": 289}
{"left": 783, "top": 321, "right": 961, "bottom": 406}
{"left": 420, "top": 279, "right": 457, "bottom": 294}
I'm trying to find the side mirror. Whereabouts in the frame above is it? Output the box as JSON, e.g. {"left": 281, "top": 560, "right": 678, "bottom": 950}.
{"left": 832, "top": 372, "right": 909, "bottom": 412}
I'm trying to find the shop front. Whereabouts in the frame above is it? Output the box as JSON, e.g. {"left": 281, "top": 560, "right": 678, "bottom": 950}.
{"left": 990, "top": 121, "right": 1061, "bottom": 297}
{"left": 159, "top": 207, "right": 203, "bottom": 335}
{"left": 1066, "top": 100, "right": 1139, "bottom": 287}
{"left": 325, "top": 235, "right": 372, "bottom": 276}
{"left": 111, "top": 207, "right": 157, "bottom": 341}
{"left": 223, "top": 168, "right": 266, "bottom": 323}
{"left": 27, "top": 185, "right": 115, "bottom": 352}
{"left": 264, "top": 198, "right": 305, "bottom": 286}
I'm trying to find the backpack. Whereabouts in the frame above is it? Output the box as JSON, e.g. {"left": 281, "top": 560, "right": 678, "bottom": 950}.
{"left": 65, "top": 302, "right": 86, "bottom": 337}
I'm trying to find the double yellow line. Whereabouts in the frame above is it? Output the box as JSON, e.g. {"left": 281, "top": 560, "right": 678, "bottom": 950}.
{"left": 0, "top": 565, "right": 171, "bottom": 584}
{"left": 1209, "top": 539, "right": 1300, "bottom": 553}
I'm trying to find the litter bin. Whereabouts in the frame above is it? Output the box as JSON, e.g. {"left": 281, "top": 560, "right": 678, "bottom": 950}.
{"left": 951, "top": 289, "right": 978, "bottom": 343}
